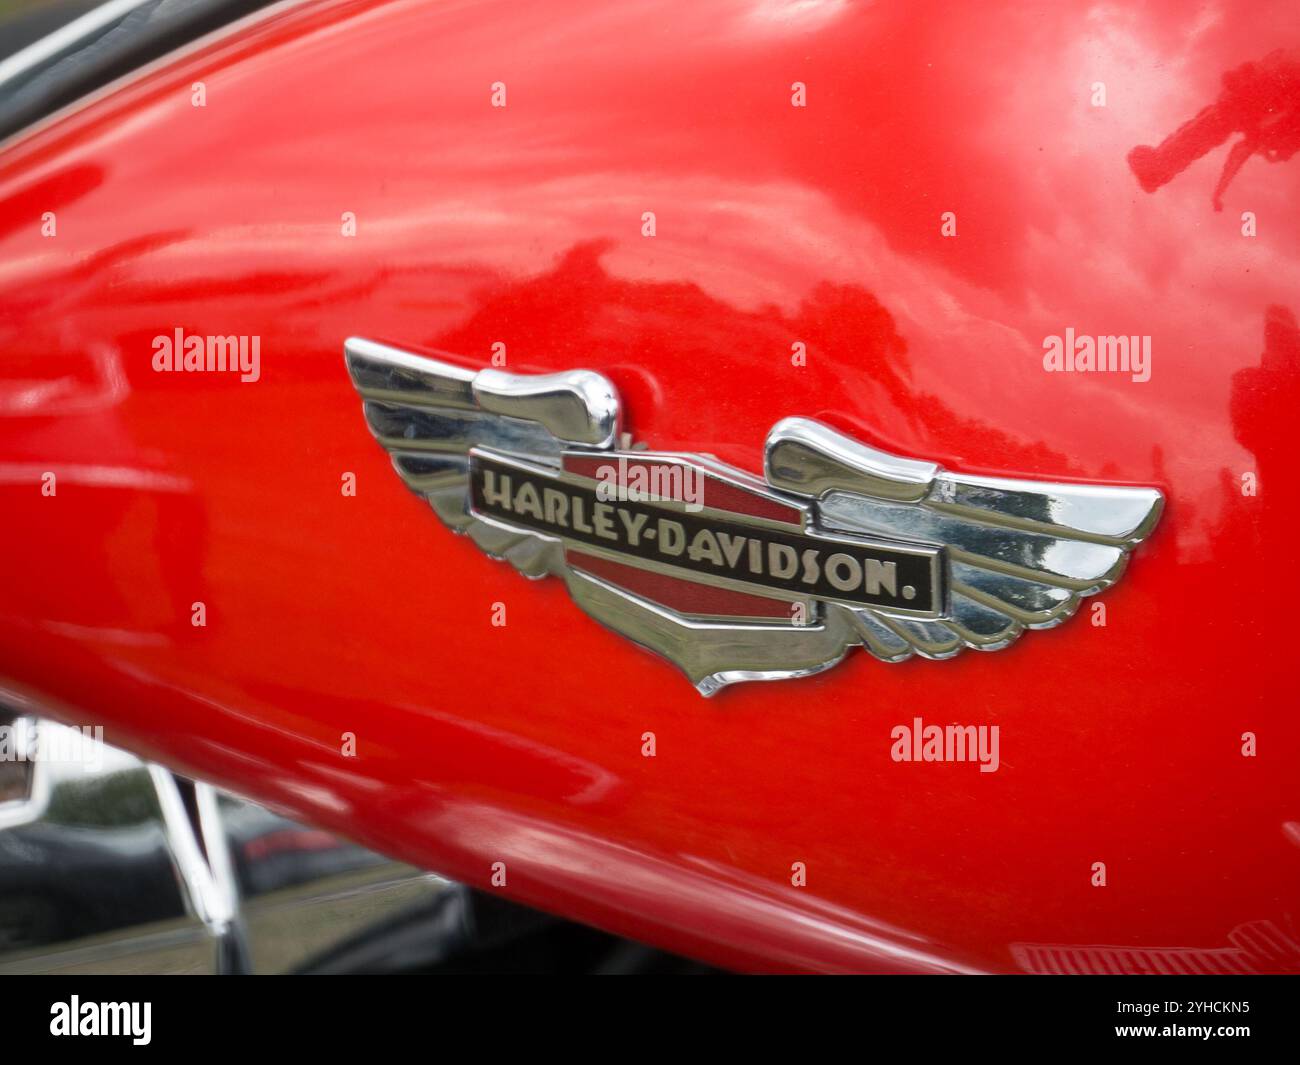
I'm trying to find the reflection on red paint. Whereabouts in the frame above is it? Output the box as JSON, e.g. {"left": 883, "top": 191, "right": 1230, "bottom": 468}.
{"left": 1129, "top": 49, "right": 1300, "bottom": 211}
{"left": 568, "top": 550, "right": 794, "bottom": 620}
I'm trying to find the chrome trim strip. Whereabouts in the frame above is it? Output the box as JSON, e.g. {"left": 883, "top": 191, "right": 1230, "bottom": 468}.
{"left": 0, "top": 0, "right": 156, "bottom": 90}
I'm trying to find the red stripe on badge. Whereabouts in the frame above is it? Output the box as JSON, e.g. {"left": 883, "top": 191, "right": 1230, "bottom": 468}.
{"left": 562, "top": 455, "right": 802, "bottom": 525}
{"left": 568, "top": 551, "right": 794, "bottom": 619}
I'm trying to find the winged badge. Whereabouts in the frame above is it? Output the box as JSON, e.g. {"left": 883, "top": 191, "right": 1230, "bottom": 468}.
{"left": 345, "top": 338, "right": 1163, "bottom": 695}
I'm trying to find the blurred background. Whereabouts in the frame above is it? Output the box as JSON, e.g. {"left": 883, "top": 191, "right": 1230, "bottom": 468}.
{"left": 0, "top": 711, "right": 716, "bottom": 973}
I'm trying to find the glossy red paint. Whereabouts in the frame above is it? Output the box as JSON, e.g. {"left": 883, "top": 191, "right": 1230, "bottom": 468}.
{"left": 1, "top": 0, "right": 1298, "bottom": 973}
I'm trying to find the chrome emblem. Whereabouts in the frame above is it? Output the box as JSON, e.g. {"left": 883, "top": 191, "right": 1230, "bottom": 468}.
{"left": 345, "top": 339, "right": 1163, "bottom": 695}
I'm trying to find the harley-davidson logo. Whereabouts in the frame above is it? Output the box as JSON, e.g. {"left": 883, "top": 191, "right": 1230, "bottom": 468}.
{"left": 470, "top": 450, "right": 941, "bottom": 616}
{"left": 345, "top": 338, "right": 1163, "bottom": 695}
